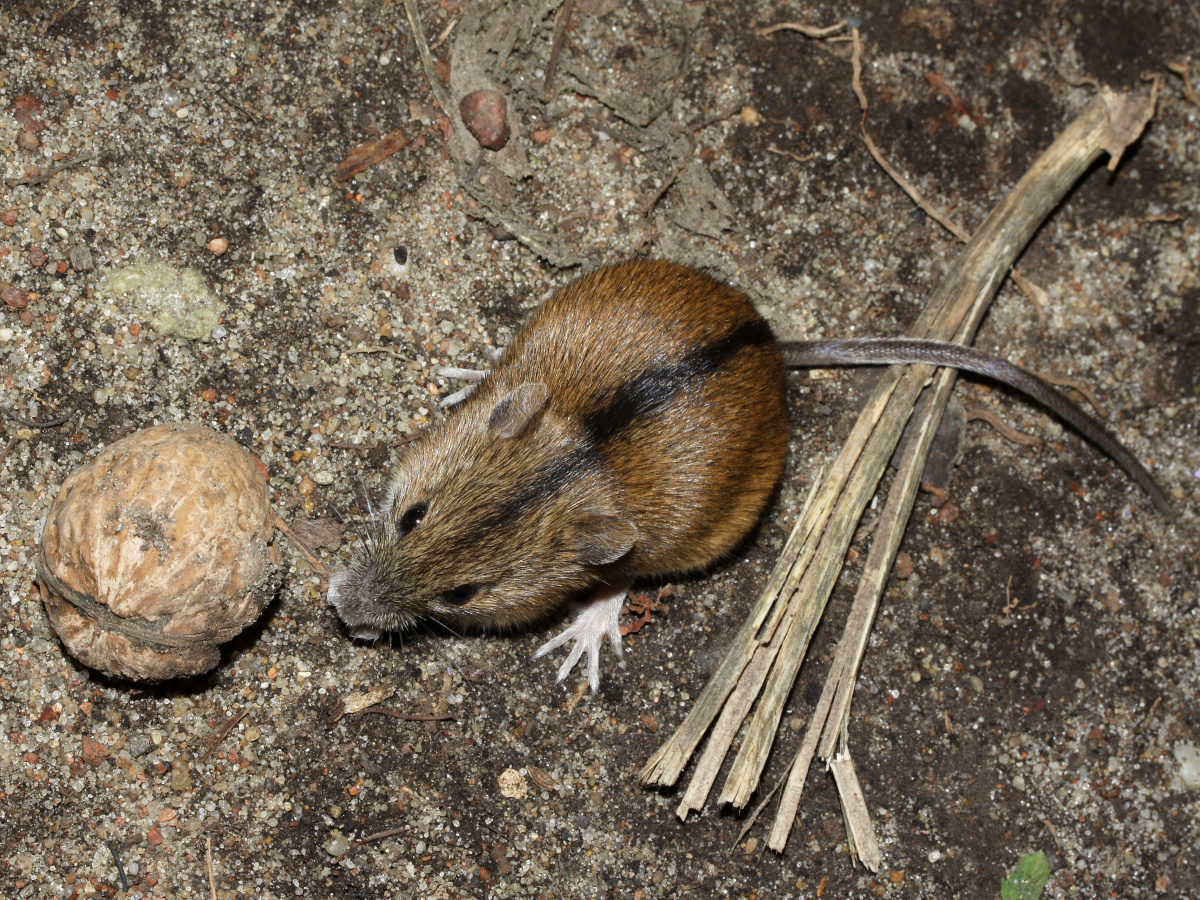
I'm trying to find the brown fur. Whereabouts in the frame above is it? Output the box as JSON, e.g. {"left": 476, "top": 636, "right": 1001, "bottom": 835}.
{"left": 328, "top": 260, "right": 789, "bottom": 637}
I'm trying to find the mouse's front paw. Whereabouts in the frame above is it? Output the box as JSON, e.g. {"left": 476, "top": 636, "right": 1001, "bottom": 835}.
{"left": 533, "top": 585, "right": 627, "bottom": 693}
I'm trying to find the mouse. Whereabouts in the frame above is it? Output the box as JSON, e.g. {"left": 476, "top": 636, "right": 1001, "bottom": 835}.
{"left": 327, "top": 260, "right": 1172, "bottom": 691}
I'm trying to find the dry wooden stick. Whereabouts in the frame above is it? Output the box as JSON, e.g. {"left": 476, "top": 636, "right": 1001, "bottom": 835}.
{"left": 200, "top": 709, "right": 248, "bottom": 759}
{"left": 334, "top": 826, "right": 408, "bottom": 862}
{"left": 274, "top": 512, "right": 332, "bottom": 578}
{"left": 759, "top": 20, "right": 847, "bottom": 39}
{"left": 762, "top": 88, "right": 1160, "bottom": 861}
{"left": 540, "top": 0, "right": 577, "bottom": 100}
{"left": 206, "top": 836, "right": 218, "bottom": 900}
{"left": 642, "top": 77, "right": 1159, "bottom": 873}
{"left": 402, "top": 0, "right": 455, "bottom": 117}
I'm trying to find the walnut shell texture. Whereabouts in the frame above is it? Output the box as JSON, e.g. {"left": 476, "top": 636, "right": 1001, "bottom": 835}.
{"left": 38, "top": 423, "right": 280, "bottom": 682}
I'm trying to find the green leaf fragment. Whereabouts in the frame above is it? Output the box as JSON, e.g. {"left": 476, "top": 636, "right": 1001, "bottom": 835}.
{"left": 1000, "top": 850, "right": 1050, "bottom": 900}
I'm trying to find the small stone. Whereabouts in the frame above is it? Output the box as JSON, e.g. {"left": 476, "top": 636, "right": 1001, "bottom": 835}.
{"left": 127, "top": 734, "right": 153, "bottom": 758}
{"left": 497, "top": 767, "right": 527, "bottom": 799}
{"left": 81, "top": 736, "right": 110, "bottom": 767}
{"left": 739, "top": 105, "right": 761, "bottom": 125}
{"left": 18, "top": 130, "right": 39, "bottom": 151}
{"left": 28, "top": 247, "right": 48, "bottom": 268}
{"left": 170, "top": 760, "right": 193, "bottom": 792}
{"left": 206, "top": 237, "right": 229, "bottom": 256}
{"left": 325, "top": 834, "right": 351, "bottom": 857}
{"left": 1, "top": 210, "right": 16, "bottom": 226}
{"left": 2, "top": 285, "right": 29, "bottom": 309}
{"left": 314, "top": 471, "right": 334, "bottom": 486}
{"left": 460, "top": 90, "right": 510, "bottom": 151}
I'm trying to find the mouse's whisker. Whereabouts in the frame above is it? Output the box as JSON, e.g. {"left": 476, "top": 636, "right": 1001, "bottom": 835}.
{"left": 429, "top": 617, "right": 464, "bottom": 640}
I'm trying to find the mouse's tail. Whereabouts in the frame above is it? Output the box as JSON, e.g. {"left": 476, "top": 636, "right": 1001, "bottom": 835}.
{"left": 781, "top": 337, "right": 1174, "bottom": 516}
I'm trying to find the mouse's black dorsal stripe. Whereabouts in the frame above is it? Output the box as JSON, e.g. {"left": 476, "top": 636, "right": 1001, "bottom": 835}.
{"left": 456, "top": 446, "right": 596, "bottom": 547}
{"left": 583, "top": 317, "right": 774, "bottom": 445}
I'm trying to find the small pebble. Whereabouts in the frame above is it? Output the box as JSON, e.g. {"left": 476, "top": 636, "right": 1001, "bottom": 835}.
{"left": 1, "top": 209, "right": 17, "bottom": 226}
{"left": 460, "top": 90, "right": 510, "bottom": 150}
{"left": 68, "top": 243, "right": 94, "bottom": 271}
{"left": 314, "top": 471, "right": 335, "bottom": 486}
{"left": 28, "top": 247, "right": 48, "bottom": 267}
{"left": 127, "top": 734, "right": 153, "bottom": 758}
{"left": 18, "top": 130, "right": 39, "bottom": 150}
{"left": 207, "top": 237, "right": 229, "bottom": 256}
{"left": 324, "top": 834, "right": 351, "bottom": 857}
{"left": 2, "top": 286, "right": 29, "bottom": 309}
{"left": 498, "top": 767, "right": 527, "bottom": 799}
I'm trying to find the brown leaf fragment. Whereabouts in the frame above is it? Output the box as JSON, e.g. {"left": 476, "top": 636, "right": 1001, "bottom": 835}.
{"left": 527, "top": 765, "right": 559, "bottom": 791}
{"left": 288, "top": 518, "right": 345, "bottom": 551}
{"left": 12, "top": 95, "right": 48, "bottom": 133}
{"left": 334, "top": 130, "right": 411, "bottom": 182}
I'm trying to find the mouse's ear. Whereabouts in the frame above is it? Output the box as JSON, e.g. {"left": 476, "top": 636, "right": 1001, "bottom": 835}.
{"left": 486, "top": 383, "right": 549, "bottom": 439}
{"left": 574, "top": 513, "right": 638, "bottom": 566}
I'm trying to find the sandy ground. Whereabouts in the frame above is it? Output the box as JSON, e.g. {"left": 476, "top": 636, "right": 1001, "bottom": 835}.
{"left": 1, "top": 1, "right": 1198, "bottom": 897}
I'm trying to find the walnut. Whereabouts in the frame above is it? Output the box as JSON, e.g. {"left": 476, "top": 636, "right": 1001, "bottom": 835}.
{"left": 37, "top": 423, "right": 280, "bottom": 682}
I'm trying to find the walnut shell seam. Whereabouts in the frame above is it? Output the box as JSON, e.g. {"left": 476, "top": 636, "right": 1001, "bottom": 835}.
{"left": 36, "top": 549, "right": 252, "bottom": 650}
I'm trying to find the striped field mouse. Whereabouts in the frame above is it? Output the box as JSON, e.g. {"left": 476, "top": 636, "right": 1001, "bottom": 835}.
{"left": 327, "top": 260, "right": 1171, "bottom": 690}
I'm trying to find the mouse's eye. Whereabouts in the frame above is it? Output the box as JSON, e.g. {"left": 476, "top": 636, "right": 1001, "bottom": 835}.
{"left": 441, "top": 583, "right": 480, "bottom": 605}
{"left": 398, "top": 503, "right": 428, "bottom": 535}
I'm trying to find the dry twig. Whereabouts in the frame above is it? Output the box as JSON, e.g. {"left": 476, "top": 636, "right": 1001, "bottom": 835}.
{"left": 335, "top": 826, "right": 408, "bottom": 862}
{"left": 354, "top": 708, "right": 454, "bottom": 722}
{"left": 540, "top": 0, "right": 576, "bottom": 100}
{"left": 0, "top": 404, "right": 76, "bottom": 429}
{"left": 759, "top": 20, "right": 847, "bottom": 39}
{"left": 7, "top": 152, "right": 96, "bottom": 187}
{"left": 334, "top": 130, "right": 411, "bottom": 183}
{"left": 402, "top": 0, "right": 455, "bottom": 117}
{"left": 274, "top": 512, "right": 332, "bottom": 578}
{"left": 1167, "top": 60, "right": 1200, "bottom": 108}
{"left": 641, "top": 35, "right": 1160, "bottom": 866}
{"left": 200, "top": 709, "right": 248, "bottom": 759}
{"left": 206, "top": 836, "right": 218, "bottom": 900}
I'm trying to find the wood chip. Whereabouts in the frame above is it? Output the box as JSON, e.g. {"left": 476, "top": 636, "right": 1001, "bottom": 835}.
{"left": 334, "top": 130, "right": 411, "bottom": 182}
